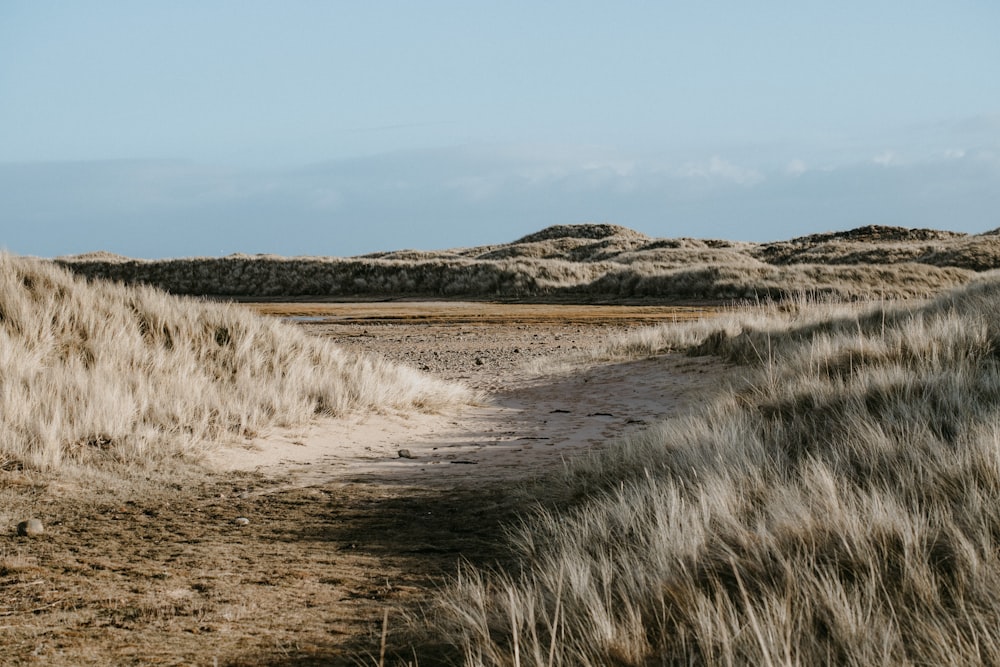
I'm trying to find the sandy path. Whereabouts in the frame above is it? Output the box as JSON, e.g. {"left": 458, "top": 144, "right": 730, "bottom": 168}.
{"left": 209, "top": 303, "right": 729, "bottom": 488}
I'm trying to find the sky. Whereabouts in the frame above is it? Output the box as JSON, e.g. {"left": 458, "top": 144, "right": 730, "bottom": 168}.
{"left": 1, "top": 2, "right": 998, "bottom": 258}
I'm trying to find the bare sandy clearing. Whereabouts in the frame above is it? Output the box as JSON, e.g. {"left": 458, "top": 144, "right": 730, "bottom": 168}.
{"left": 208, "top": 353, "right": 728, "bottom": 488}
{"left": 208, "top": 302, "right": 730, "bottom": 490}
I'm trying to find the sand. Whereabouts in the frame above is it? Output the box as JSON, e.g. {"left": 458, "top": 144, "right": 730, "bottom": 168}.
{"left": 208, "top": 303, "right": 731, "bottom": 488}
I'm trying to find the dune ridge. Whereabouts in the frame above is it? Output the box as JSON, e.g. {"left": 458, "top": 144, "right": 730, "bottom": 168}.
{"left": 57, "top": 223, "right": 998, "bottom": 301}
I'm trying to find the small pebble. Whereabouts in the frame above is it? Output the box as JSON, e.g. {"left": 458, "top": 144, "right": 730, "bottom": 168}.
{"left": 16, "top": 518, "right": 43, "bottom": 537}
{"left": 398, "top": 449, "right": 414, "bottom": 459}
{"left": 234, "top": 517, "right": 250, "bottom": 526}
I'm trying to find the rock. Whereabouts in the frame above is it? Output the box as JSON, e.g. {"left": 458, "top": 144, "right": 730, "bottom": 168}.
{"left": 398, "top": 449, "right": 414, "bottom": 459}
{"left": 234, "top": 517, "right": 250, "bottom": 526}
{"left": 16, "top": 518, "right": 43, "bottom": 537}
{"left": 474, "top": 357, "right": 484, "bottom": 366}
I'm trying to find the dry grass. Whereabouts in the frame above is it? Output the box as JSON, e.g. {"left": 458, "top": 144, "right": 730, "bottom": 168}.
{"left": 0, "top": 254, "right": 469, "bottom": 471}
{"left": 575, "top": 294, "right": 886, "bottom": 362}
{"left": 57, "top": 223, "right": 997, "bottom": 302}
{"left": 427, "top": 278, "right": 1000, "bottom": 665}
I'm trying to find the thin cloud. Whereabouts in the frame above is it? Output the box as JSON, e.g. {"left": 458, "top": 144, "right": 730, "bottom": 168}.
{"left": 786, "top": 159, "right": 808, "bottom": 177}
{"left": 680, "top": 156, "right": 765, "bottom": 186}
{"left": 872, "top": 150, "right": 900, "bottom": 167}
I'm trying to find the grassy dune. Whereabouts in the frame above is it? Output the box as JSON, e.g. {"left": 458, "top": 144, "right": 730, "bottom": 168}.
{"left": 430, "top": 279, "right": 1000, "bottom": 665}
{"left": 0, "top": 254, "right": 469, "bottom": 471}
{"left": 57, "top": 223, "right": 997, "bottom": 301}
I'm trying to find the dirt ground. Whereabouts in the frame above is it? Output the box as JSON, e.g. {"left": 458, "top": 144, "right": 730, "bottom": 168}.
{"left": 0, "top": 303, "right": 728, "bottom": 666}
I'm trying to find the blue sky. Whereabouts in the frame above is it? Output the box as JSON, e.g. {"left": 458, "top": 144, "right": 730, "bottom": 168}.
{"left": 2, "top": 2, "right": 998, "bottom": 257}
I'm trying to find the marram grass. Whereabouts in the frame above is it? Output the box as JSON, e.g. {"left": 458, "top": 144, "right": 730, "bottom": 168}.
{"left": 428, "top": 279, "right": 1000, "bottom": 666}
{"left": 0, "top": 254, "right": 469, "bottom": 470}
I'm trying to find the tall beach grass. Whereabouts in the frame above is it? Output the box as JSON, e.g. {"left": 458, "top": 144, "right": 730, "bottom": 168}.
{"left": 0, "top": 254, "right": 469, "bottom": 471}
{"left": 429, "top": 278, "right": 1000, "bottom": 665}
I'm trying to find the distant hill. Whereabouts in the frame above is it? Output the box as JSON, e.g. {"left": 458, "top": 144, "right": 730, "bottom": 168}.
{"left": 781, "top": 224, "right": 967, "bottom": 245}
{"left": 512, "top": 223, "right": 650, "bottom": 244}
{"left": 56, "top": 224, "right": 1000, "bottom": 302}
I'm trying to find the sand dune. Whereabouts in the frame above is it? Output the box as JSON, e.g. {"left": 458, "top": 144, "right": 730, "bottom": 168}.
{"left": 57, "top": 222, "right": 996, "bottom": 301}
{"left": 10, "top": 227, "right": 1000, "bottom": 664}
{"left": 0, "top": 254, "right": 470, "bottom": 471}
